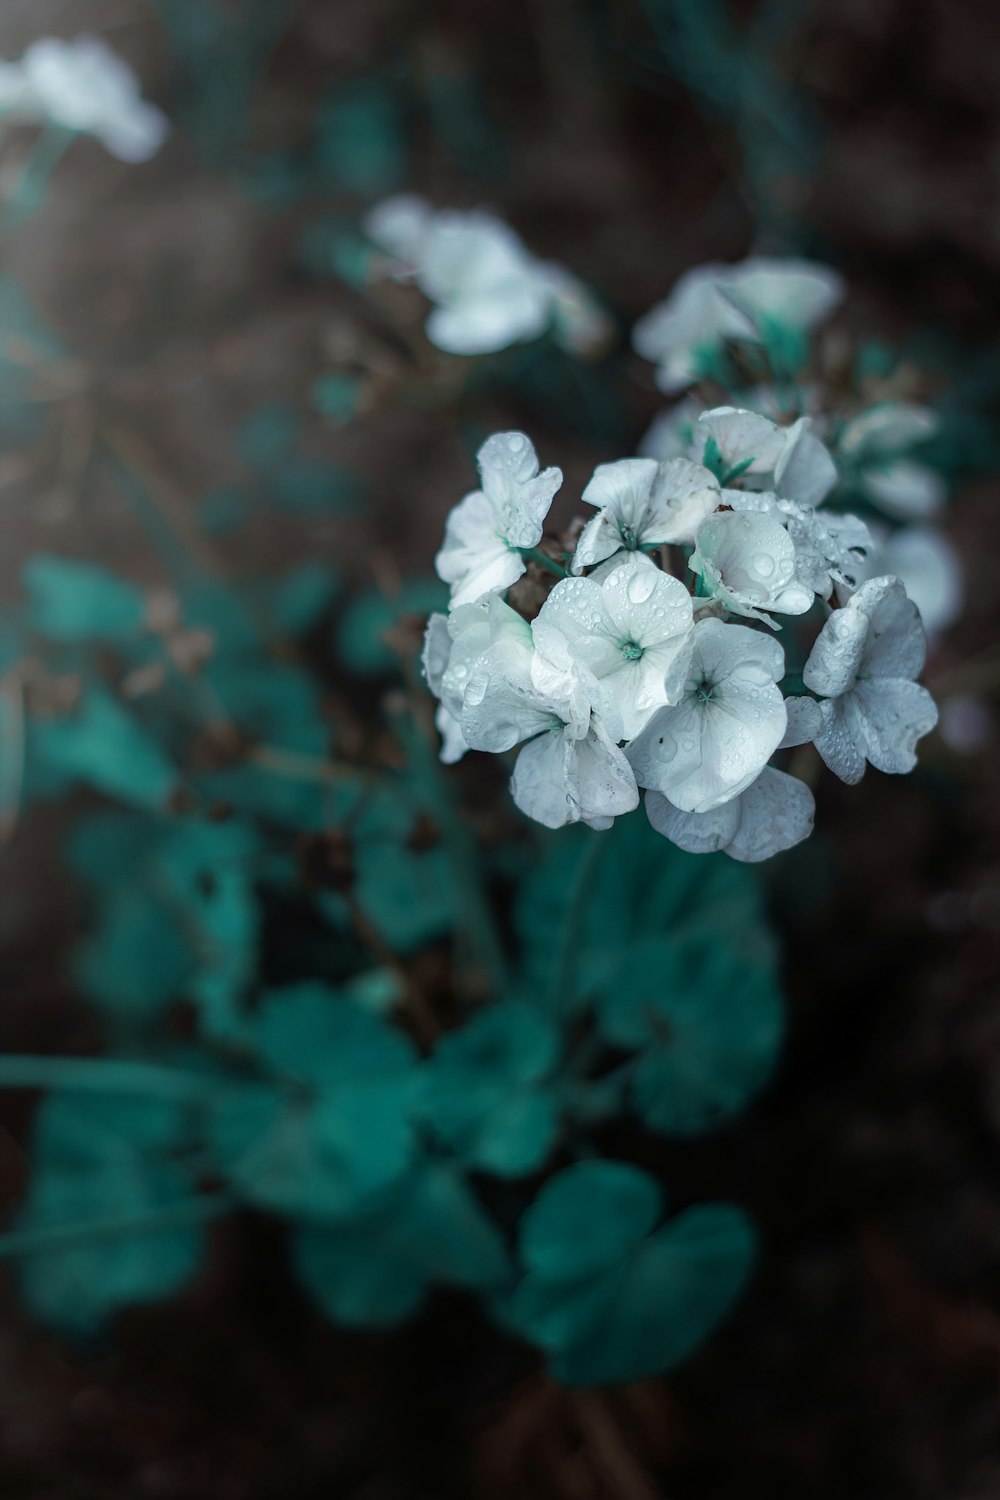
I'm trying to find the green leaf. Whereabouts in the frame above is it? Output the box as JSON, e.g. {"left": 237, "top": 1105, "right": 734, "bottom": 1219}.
{"left": 337, "top": 579, "right": 448, "bottom": 677}
{"left": 15, "top": 1091, "right": 205, "bottom": 1336}
{"left": 311, "top": 373, "right": 362, "bottom": 426}
{"left": 509, "top": 1160, "right": 755, "bottom": 1385}
{"left": 314, "top": 80, "right": 406, "bottom": 196}
{"left": 519, "top": 1160, "right": 661, "bottom": 1279}
{"left": 293, "top": 1162, "right": 512, "bottom": 1328}
{"left": 209, "top": 989, "right": 418, "bottom": 1218}
{"left": 32, "top": 689, "right": 178, "bottom": 809}
{"left": 617, "top": 939, "right": 781, "bottom": 1135}
{"left": 417, "top": 1003, "right": 562, "bottom": 1177}
{"left": 24, "top": 555, "right": 146, "bottom": 642}
{"left": 270, "top": 461, "right": 363, "bottom": 515}
{"left": 235, "top": 403, "right": 300, "bottom": 471}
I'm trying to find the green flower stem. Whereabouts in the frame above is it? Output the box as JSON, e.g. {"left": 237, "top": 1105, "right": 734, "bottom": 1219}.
{"left": 0, "top": 1192, "right": 235, "bottom": 1262}
{"left": 519, "top": 546, "right": 570, "bottom": 580}
{"left": 0, "top": 1055, "right": 215, "bottom": 1101}
{"left": 392, "top": 699, "right": 510, "bottom": 1001}
{"left": 549, "top": 831, "right": 607, "bottom": 1016}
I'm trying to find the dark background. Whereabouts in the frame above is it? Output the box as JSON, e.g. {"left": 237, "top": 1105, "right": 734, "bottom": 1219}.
{"left": 1, "top": 1, "right": 999, "bottom": 1496}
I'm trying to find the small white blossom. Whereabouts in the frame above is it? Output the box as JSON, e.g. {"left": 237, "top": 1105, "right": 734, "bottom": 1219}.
{"left": 535, "top": 552, "right": 694, "bottom": 739}
{"left": 0, "top": 36, "right": 168, "bottom": 162}
{"left": 461, "top": 634, "right": 638, "bottom": 829}
{"left": 573, "top": 457, "right": 722, "bottom": 571}
{"left": 365, "top": 195, "right": 607, "bottom": 356}
{"left": 633, "top": 258, "right": 843, "bottom": 394}
{"left": 645, "top": 766, "right": 814, "bottom": 861}
{"left": 697, "top": 407, "right": 836, "bottom": 506}
{"left": 803, "top": 575, "right": 938, "bottom": 783}
{"left": 690, "top": 511, "right": 814, "bottom": 627}
{"left": 435, "top": 431, "right": 562, "bottom": 608}
{"left": 625, "top": 619, "right": 787, "bottom": 813}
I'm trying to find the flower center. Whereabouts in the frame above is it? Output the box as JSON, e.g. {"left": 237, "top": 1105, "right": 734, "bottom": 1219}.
{"left": 621, "top": 639, "right": 644, "bottom": 662}
{"left": 620, "top": 524, "right": 638, "bottom": 549}
{"left": 692, "top": 675, "right": 716, "bottom": 705}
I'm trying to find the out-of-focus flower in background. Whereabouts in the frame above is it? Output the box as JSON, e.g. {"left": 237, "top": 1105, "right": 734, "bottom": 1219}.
{"left": 0, "top": 35, "right": 168, "bottom": 163}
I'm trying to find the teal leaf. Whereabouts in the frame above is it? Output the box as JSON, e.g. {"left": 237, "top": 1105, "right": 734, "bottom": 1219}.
{"left": 210, "top": 988, "right": 418, "bottom": 1218}
{"left": 417, "top": 1003, "right": 562, "bottom": 1177}
{"left": 270, "top": 460, "right": 363, "bottom": 515}
{"left": 314, "top": 80, "right": 406, "bottom": 196}
{"left": 15, "top": 1091, "right": 205, "bottom": 1337}
{"left": 310, "top": 372, "right": 362, "bottom": 426}
{"left": 293, "top": 1162, "right": 512, "bottom": 1329}
{"left": 32, "top": 689, "right": 178, "bottom": 809}
{"left": 24, "top": 555, "right": 146, "bottom": 642}
{"left": 235, "top": 403, "right": 300, "bottom": 471}
{"left": 592, "top": 936, "right": 783, "bottom": 1136}
{"left": 509, "top": 1160, "right": 755, "bottom": 1385}
{"left": 337, "top": 578, "right": 448, "bottom": 676}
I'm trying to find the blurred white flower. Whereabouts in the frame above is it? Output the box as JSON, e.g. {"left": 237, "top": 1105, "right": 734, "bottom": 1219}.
{"left": 461, "top": 633, "right": 638, "bottom": 830}
{"left": 850, "top": 523, "right": 963, "bottom": 638}
{"left": 435, "top": 431, "right": 562, "bottom": 608}
{"left": 633, "top": 257, "right": 843, "bottom": 394}
{"left": 573, "top": 456, "right": 721, "bottom": 570}
{"left": 0, "top": 36, "right": 168, "bottom": 162}
{"left": 645, "top": 766, "right": 814, "bottom": 861}
{"left": 365, "top": 195, "right": 609, "bottom": 357}
{"left": 535, "top": 552, "right": 694, "bottom": 739}
{"left": 625, "top": 618, "right": 787, "bottom": 813}
{"left": 803, "top": 575, "right": 938, "bottom": 783}
{"left": 837, "top": 403, "right": 945, "bottom": 520}
{"left": 690, "top": 510, "right": 814, "bottom": 627}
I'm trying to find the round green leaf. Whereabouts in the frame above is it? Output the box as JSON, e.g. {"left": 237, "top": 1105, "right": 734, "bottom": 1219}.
{"left": 519, "top": 1160, "right": 662, "bottom": 1279}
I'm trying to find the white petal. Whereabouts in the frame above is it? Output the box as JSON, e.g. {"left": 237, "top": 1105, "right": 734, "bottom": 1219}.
{"left": 863, "top": 460, "right": 945, "bottom": 520}
{"left": 509, "top": 728, "right": 573, "bottom": 828}
{"left": 718, "top": 258, "right": 844, "bottom": 331}
{"left": 778, "top": 695, "right": 822, "bottom": 749}
{"left": 724, "top": 767, "right": 815, "bottom": 862}
{"left": 853, "top": 679, "right": 938, "bottom": 775}
{"left": 813, "top": 696, "right": 867, "bottom": 784}
{"left": 696, "top": 406, "right": 787, "bottom": 476}
{"left": 436, "top": 703, "right": 468, "bottom": 764}
{"left": 461, "top": 641, "right": 558, "bottom": 752}
{"left": 644, "top": 788, "right": 739, "bottom": 854}
{"left": 773, "top": 417, "right": 837, "bottom": 507}
{"left": 422, "top": 613, "right": 452, "bottom": 697}
{"left": 855, "top": 575, "right": 926, "bottom": 681}
{"left": 802, "top": 603, "right": 869, "bottom": 697}
{"left": 476, "top": 431, "right": 562, "bottom": 548}
{"left": 645, "top": 458, "right": 721, "bottom": 545}
{"left": 426, "top": 289, "right": 550, "bottom": 355}
{"left": 364, "top": 193, "right": 432, "bottom": 266}
{"left": 839, "top": 403, "right": 938, "bottom": 461}
{"left": 566, "top": 723, "right": 640, "bottom": 825}
{"left": 876, "top": 526, "right": 963, "bottom": 637}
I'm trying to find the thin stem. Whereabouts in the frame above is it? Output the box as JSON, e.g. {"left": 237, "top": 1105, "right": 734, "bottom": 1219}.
{"left": 0, "top": 1192, "right": 235, "bottom": 1262}
{"left": 519, "top": 546, "right": 570, "bottom": 580}
{"left": 549, "top": 831, "right": 607, "bottom": 1015}
{"left": 0, "top": 1055, "right": 216, "bottom": 1101}
{"left": 392, "top": 696, "right": 510, "bottom": 1000}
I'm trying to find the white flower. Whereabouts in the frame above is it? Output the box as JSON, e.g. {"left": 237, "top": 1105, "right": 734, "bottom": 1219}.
{"left": 848, "top": 524, "right": 963, "bottom": 638}
{"left": 625, "top": 618, "right": 787, "bottom": 813}
{"left": 364, "top": 196, "right": 606, "bottom": 357}
{"left": 435, "top": 431, "right": 562, "bottom": 608}
{"left": 803, "top": 575, "right": 938, "bottom": 783}
{"left": 422, "top": 594, "right": 530, "bottom": 762}
{"left": 534, "top": 552, "right": 694, "bottom": 739}
{"left": 632, "top": 258, "right": 843, "bottom": 394}
{"left": 460, "top": 634, "right": 637, "bottom": 830}
{"left": 690, "top": 510, "right": 814, "bottom": 626}
{"left": 645, "top": 766, "right": 814, "bottom": 861}
{"left": 573, "top": 457, "right": 722, "bottom": 571}
{"left": 696, "top": 407, "right": 837, "bottom": 507}
{"left": 0, "top": 36, "right": 168, "bottom": 162}
{"left": 837, "top": 403, "right": 944, "bottom": 520}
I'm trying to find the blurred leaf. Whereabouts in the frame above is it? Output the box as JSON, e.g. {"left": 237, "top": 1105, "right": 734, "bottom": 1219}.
{"left": 293, "top": 1161, "right": 512, "bottom": 1328}
{"left": 209, "top": 986, "right": 418, "bottom": 1218}
{"left": 31, "top": 689, "right": 178, "bottom": 809}
{"left": 589, "top": 934, "right": 783, "bottom": 1136}
{"left": 314, "top": 80, "right": 406, "bottom": 196}
{"left": 269, "top": 460, "right": 364, "bottom": 515}
{"left": 298, "top": 216, "right": 373, "bottom": 287}
{"left": 264, "top": 561, "right": 341, "bottom": 636}
{"left": 15, "top": 1091, "right": 206, "bottom": 1336}
{"left": 310, "top": 373, "right": 362, "bottom": 426}
{"left": 337, "top": 578, "right": 447, "bottom": 676}
{"left": 417, "top": 1003, "right": 562, "bottom": 1177}
{"left": 235, "top": 403, "right": 300, "bottom": 471}
{"left": 24, "top": 555, "right": 146, "bottom": 642}
{"left": 508, "top": 1160, "right": 755, "bottom": 1385}
{"left": 424, "top": 72, "right": 507, "bottom": 179}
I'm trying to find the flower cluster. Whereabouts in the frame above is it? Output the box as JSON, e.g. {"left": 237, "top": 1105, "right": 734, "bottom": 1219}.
{"left": 0, "top": 35, "right": 168, "bottom": 163}
{"left": 424, "top": 412, "right": 939, "bottom": 861}
{"left": 365, "top": 195, "right": 611, "bottom": 357}
{"left": 634, "top": 259, "right": 964, "bottom": 640}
